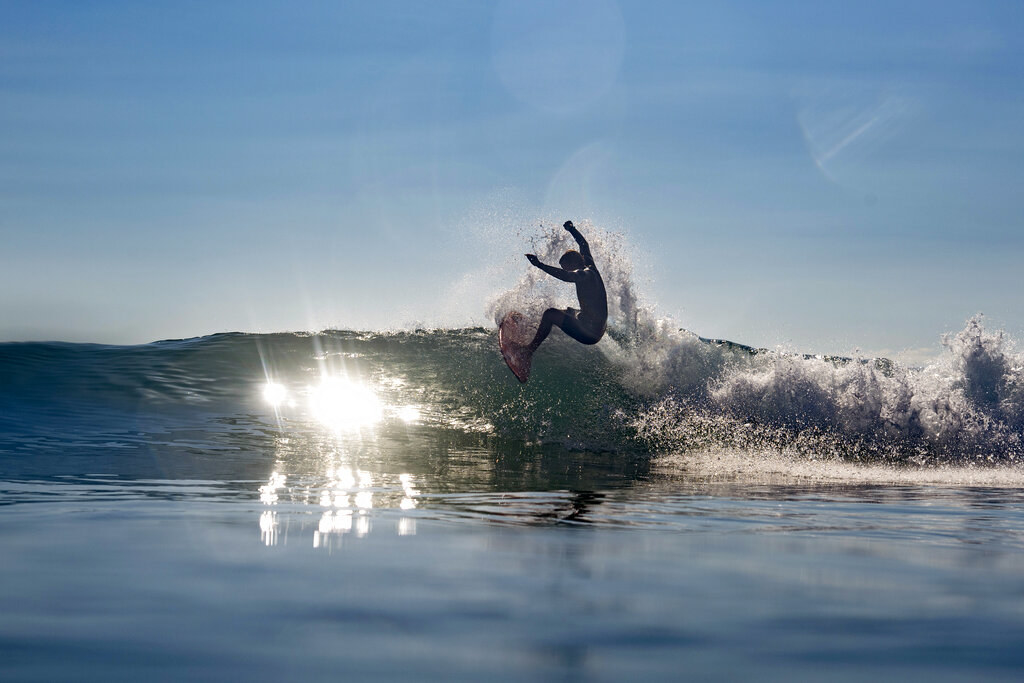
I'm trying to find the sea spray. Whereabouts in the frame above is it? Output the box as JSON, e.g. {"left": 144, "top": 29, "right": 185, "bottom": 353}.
{"left": 479, "top": 220, "right": 1024, "bottom": 463}
{"left": 625, "top": 316, "right": 1024, "bottom": 463}
{"left": 487, "top": 220, "right": 644, "bottom": 339}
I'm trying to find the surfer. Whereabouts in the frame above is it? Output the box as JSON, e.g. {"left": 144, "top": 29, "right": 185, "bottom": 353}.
{"left": 524, "top": 221, "right": 608, "bottom": 352}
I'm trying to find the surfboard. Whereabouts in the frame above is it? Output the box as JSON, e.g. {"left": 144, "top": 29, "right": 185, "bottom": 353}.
{"left": 499, "top": 311, "right": 534, "bottom": 383}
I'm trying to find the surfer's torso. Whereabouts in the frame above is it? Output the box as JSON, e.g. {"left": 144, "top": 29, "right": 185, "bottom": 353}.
{"left": 571, "top": 266, "right": 607, "bottom": 341}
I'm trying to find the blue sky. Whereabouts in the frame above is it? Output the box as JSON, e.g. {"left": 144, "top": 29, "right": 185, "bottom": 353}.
{"left": 2, "top": 0, "right": 1022, "bottom": 358}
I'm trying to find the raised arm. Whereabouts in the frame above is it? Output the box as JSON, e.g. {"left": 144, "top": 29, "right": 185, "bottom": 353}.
{"left": 525, "top": 254, "right": 574, "bottom": 282}
{"left": 563, "top": 221, "right": 595, "bottom": 267}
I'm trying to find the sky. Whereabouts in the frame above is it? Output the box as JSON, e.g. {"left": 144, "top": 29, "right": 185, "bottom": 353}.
{"left": 2, "top": 0, "right": 1023, "bottom": 358}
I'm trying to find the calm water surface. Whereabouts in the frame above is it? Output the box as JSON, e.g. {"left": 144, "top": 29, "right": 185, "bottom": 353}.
{"left": 3, "top": 444, "right": 1024, "bottom": 682}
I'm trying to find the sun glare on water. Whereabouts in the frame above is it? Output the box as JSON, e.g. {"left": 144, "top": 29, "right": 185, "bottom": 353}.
{"left": 262, "top": 382, "right": 288, "bottom": 407}
{"left": 308, "top": 377, "right": 384, "bottom": 432}
{"left": 261, "top": 374, "right": 421, "bottom": 433}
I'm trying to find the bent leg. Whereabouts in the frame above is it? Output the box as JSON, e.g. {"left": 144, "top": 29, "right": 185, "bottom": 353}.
{"left": 528, "top": 308, "right": 566, "bottom": 352}
{"left": 528, "top": 308, "right": 602, "bottom": 352}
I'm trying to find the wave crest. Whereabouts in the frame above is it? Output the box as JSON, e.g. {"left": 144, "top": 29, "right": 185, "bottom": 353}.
{"left": 624, "top": 316, "right": 1024, "bottom": 463}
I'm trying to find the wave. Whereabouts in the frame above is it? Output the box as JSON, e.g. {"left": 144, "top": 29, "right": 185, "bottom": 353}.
{"left": 2, "top": 317, "right": 1023, "bottom": 467}
{"left": 1, "top": 223, "right": 1021, "bottom": 467}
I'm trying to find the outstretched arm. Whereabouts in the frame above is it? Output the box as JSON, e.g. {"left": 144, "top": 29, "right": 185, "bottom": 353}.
{"left": 563, "top": 221, "right": 595, "bottom": 267}
{"left": 526, "top": 254, "right": 574, "bottom": 282}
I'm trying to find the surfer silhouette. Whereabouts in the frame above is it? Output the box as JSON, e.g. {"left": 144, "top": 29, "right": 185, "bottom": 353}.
{"left": 526, "top": 221, "right": 608, "bottom": 351}
{"left": 499, "top": 221, "right": 608, "bottom": 382}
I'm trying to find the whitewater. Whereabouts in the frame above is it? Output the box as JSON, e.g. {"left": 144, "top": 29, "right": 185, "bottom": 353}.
{"left": 3, "top": 222, "right": 1024, "bottom": 681}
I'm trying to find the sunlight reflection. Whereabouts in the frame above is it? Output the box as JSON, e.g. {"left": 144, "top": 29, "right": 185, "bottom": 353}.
{"left": 262, "top": 382, "right": 287, "bottom": 407}
{"left": 318, "top": 509, "right": 353, "bottom": 534}
{"left": 327, "top": 465, "right": 356, "bottom": 490}
{"left": 354, "top": 490, "right": 374, "bottom": 511}
{"left": 398, "top": 517, "right": 416, "bottom": 536}
{"left": 259, "top": 510, "right": 279, "bottom": 546}
{"left": 308, "top": 378, "right": 384, "bottom": 432}
{"left": 400, "top": 473, "right": 419, "bottom": 510}
{"left": 259, "top": 471, "right": 286, "bottom": 504}
{"left": 307, "top": 465, "right": 379, "bottom": 547}
{"left": 261, "top": 371, "right": 427, "bottom": 433}
{"left": 395, "top": 405, "right": 421, "bottom": 423}
{"left": 313, "top": 510, "right": 353, "bottom": 549}
{"left": 257, "top": 444, "right": 424, "bottom": 549}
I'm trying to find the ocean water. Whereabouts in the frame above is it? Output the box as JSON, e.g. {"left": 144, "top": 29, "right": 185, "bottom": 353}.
{"left": 3, "top": 322, "right": 1024, "bottom": 682}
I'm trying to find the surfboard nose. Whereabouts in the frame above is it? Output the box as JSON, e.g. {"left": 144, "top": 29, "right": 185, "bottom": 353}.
{"left": 500, "top": 311, "right": 534, "bottom": 383}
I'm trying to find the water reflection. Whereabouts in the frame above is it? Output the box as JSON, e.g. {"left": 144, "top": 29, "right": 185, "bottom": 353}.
{"left": 251, "top": 379, "right": 658, "bottom": 548}
{"left": 259, "top": 458, "right": 421, "bottom": 549}
{"left": 258, "top": 471, "right": 286, "bottom": 504}
{"left": 253, "top": 420, "right": 653, "bottom": 548}
{"left": 259, "top": 510, "right": 279, "bottom": 546}
{"left": 399, "top": 473, "right": 418, "bottom": 510}
{"left": 252, "top": 359, "right": 655, "bottom": 548}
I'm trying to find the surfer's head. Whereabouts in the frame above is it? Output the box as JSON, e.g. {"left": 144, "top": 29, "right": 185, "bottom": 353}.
{"left": 559, "top": 250, "right": 585, "bottom": 271}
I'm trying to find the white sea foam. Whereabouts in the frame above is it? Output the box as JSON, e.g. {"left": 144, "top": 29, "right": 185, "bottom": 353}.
{"left": 651, "top": 449, "right": 1024, "bottom": 487}
{"left": 623, "top": 315, "right": 1024, "bottom": 463}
